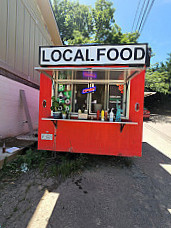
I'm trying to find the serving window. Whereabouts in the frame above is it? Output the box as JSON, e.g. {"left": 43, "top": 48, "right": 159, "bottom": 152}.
{"left": 51, "top": 69, "right": 132, "bottom": 118}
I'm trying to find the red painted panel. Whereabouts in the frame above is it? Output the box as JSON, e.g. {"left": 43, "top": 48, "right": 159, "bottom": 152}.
{"left": 39, "top": 120, "right": 140, "bottom": 156}
{"left": 38, "top": 69, "right": 145, "bottom": 157}
{"left": 38, "top": 72, "right": 54, "bottom": 151}
{"left": 128, "top": 70, "right": 145, "bottom": 156}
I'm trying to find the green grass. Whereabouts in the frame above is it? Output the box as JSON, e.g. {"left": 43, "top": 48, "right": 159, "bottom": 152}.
{"left": 50, "top": 155, "right": 88, "bottom": 178}
{"left": 0, "top": 148, "right": 88, "bottom": 181}
{"left": 0, "top": 147, "right": 133, "bottom": 182}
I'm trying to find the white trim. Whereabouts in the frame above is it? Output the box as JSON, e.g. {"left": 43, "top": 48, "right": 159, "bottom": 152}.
{"left": 126, "top": 81, "right": 131, "bottom": 119}
{"left": 55, "top": 80, "right": 124, "bottom": 84}
{"left": 35, "top": 67, "right": 145, "bottom": 72}
{"left": 41, "top": 118, "right": 138, "bottom": 125}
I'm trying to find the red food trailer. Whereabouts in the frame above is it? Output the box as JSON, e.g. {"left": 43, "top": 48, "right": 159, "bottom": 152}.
{"left": 36, "top": 44, "right": 150, "bottom": 157}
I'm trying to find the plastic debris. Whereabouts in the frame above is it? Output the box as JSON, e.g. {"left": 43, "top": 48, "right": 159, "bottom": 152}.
{"left": 6, "top": 147, "right": 20, "bottom": 153}
{"left": 20, "top": 163, "right": 29, "bottom": 173}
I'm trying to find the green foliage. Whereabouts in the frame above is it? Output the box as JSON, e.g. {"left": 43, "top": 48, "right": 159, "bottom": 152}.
{"left": 51, "top": 96, "right": 65, "bottom": 112}
{"left": 145, "top": 70, "right": 169, "bottom": 94}
{"left": 50, "top": 96, "right": 60, "bottom": 112}
{"left": 92, "top": 0, "right": 115, "bottom": 42}
{"left": 52, "top": 0, "right": 93, "bottom": 42}
{"left": 49, "top": 154, "right": 88, "bottom": 178}
{"left": 1, "top": 148, "right": 88, "bottom": 181}
{"left": 145, "top": 53, "right": 171, "bottom": 94}
{"left": 52, "top": 0, "right": 139, "bottom": 44}
{"left": 1, "top": 149, "right": 49, "bottom": 179}
{"left": 67, "top": 30, "right": 92, "bottom": 45}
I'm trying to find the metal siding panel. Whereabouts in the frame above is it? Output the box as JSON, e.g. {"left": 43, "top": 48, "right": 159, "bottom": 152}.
{"left": 7, "top": 0, "right": 17, "bottom": 68}
{"left": 34, "top": 26, "right": 40, "bottom": 83}
{"left": 15, "top": 0, "right": 24, "bottom": 72}
{"left": 23, "top": 9, "right": 30, "bottom": 76}
{"left": 43, "top": 37, "right": 47, "bottom": 46}
{"left": 36, "top": 30, "right": 43, "bottom": 84}
{"left": 29, "top": 18, "right": 35, "bottom": 80}
{"left": 0, "top": 0, "right": 8, "bottom": 61}
{"left": 39, "top": 31, "right": 43, "bottom": 45}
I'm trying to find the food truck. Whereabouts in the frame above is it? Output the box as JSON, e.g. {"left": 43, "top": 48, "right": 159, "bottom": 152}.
{"left": 36, "top": 44, "right": 150, "bottom": 157}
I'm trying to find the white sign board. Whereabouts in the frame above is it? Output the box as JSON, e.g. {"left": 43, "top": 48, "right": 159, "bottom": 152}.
{"left": 39, "top": 44, "right": 149, "bottom": 67}
{"left": 41, "top": 133, "right": 53, "bottom": 141}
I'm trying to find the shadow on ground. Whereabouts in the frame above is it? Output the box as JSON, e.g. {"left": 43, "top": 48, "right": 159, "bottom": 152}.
{"left": 0, "top": 143, "right": 171, "bottom": 228}
{"left": 46, "top": 143, "right": 171, "bottom": 228}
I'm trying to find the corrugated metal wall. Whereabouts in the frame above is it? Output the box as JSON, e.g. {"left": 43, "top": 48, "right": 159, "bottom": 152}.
{"left": 0, "top": 0, "right": 53, "bottom": 85}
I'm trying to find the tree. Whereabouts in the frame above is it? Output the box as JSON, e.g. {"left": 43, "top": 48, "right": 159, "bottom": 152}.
{"left": 145, "top": 69, "right": 169, "bottom": 94}
{"left": 92, "top": 0, "right": 115, "bottom": 42}
{"left": 52, "top": 0, "right": 139, "bottom": 44}
{"left": 145, "top": 54, "right": 171, "bottom": 94}
{"left": 52, "top": 0, "right": 93, "bottom": 43}
{"left": 161, "top": 53, "right": 171, "bottom": 92}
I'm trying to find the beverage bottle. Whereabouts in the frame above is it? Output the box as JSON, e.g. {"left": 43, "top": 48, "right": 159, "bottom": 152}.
{"left": 101, "top": 110, "right": 104, "bottom": 121}
{"left": 109, "top": 108, "right": 114, "bottom": 122}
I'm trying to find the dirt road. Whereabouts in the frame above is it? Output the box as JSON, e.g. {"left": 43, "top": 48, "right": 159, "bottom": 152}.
{"left": 0, "top": 117, "right": 171, "bottom": 228}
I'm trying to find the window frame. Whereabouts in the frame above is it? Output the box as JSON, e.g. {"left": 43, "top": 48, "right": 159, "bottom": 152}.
{"left": 52, "top": 69, "right": 130, "bottom": 119}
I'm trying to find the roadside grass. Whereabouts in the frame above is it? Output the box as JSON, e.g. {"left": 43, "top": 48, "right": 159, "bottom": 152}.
{"left": 0, "top": 148, "right": 133, "bottom": 182}
{"left": 0, "top": 149, "right": 49, "bottom": 180}
{"left": 0, "top": 148, "right": 89, "bottom": 181}
{"left": 50, "top": 154, "right": 88, "bottom": 178}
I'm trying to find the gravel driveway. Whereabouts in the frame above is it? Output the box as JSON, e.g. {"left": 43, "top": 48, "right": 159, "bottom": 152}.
{"left": 0, "top": 117, "right": 171, "bottom": 228}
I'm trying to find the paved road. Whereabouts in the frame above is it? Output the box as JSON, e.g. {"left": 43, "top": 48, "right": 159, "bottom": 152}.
{"left": 42, "top": 120, "right": 171, "bottom": 228}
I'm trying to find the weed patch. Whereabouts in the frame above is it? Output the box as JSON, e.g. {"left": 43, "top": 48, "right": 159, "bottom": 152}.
{"left": 49, "top": 154, "right": 88, "bottom": 178}
{"left": 0, "top": 149, "right": 89, "bottom": 181}
{"left": 0, "top": 149, "right": 50, "bottom": 180}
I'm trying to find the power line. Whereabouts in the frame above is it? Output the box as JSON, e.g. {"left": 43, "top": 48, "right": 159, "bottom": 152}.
{"left": 131, "top": 0, "right": 141, "bottom": 32}
{"left": 138, "top": 0, "right": 151, "bottom": 32}
{"left": 131, "top": 0, "right": 156, "bottom": 34}
{"left": 135, "top": 0, "right": 147, "bottom": 31}
{"left": 139, "top": 0, "right": 156, "bottom": 34}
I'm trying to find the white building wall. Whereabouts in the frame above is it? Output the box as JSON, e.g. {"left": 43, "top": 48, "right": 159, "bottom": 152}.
{"left": 0, "top": 76, "right": 39, "bottom": 138}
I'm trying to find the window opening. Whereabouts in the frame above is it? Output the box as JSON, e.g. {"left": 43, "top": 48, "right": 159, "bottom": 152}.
{"left": 72, "top": 84, "right": 88, "bottom": 112}
{"left": 51, "top": 69, "right": 133, "bottom": 118}
{"left": 90, "top": 84, "right": 105, "bottom": 113}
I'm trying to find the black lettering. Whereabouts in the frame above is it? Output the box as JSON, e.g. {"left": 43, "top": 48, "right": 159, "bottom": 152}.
{"left": 42, "top": 50, "right": 50, "bottom": 62}
{"left": 97, "top": 48, "right": 106, "bottom": 61}
{"left": 51, "top": 50, "right": 62, "bottom": 62}
{"left": 107, "top": 48, "right": 119, "bottom": 61}
{"left": 134, "top": 47, "right": 145, "bottom": 60}
{"left": 63, "top": 49, "right": 72, "bottom": 61}
{"left": 86, "top": 49, "right": 91, "bottom": 61}
{"left": 74, "top": 49, "right": 84, "bottom": 61}
{"left": 120, "top": 48, "right": 132, "bottom": 60}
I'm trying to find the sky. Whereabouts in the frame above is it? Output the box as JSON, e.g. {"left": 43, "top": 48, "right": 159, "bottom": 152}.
{"left": 78, "top": 0, "right": 171, "bottom": 65}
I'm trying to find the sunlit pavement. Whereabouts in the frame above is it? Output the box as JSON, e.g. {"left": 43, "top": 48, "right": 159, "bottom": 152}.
{"left": 27, "top": 120, "right": 171, "bottom": 228}
{"left": 143, "top": 121, "right": 171, "bottom": 159}
{"left": 142, "top": 120, "right": 171, "bottom": 217}
{"left": 27, "top": 190, "right": 59, "bottom": 228}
